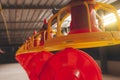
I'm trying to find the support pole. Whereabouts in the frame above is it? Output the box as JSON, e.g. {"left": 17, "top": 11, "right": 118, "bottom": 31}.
{"left": 99, "top": 47, "right": 108, "bottom": 74}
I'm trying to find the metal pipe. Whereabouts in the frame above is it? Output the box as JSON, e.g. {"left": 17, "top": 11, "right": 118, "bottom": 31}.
{"left": 0, "top": 4, "right": 11, "bottom": 44}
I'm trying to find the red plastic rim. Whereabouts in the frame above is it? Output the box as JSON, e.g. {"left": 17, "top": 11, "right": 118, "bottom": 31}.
{"left": 39, "top": 48, "right": 102, "bottom": 80}
{"left": 16, "top": 51, "right": 53, "bottom": 80}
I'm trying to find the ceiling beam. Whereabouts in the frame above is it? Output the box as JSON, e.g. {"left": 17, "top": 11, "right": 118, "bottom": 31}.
{"left": 0, "top": 28, "right": 40, "bottom": 31}
{"left": 0, "top": 44, "right": 21, "bottom": 47}
{"left": 0, "top": 21, "right": 43, "bottom": 23}
{"left": 1, "top": 5, "right": 63, "bottom": 9}
{"left": 1, "top": 2, "right": 119, "bottom": 10}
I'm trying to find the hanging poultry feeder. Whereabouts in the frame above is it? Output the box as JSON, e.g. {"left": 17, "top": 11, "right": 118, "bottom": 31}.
{"left": 16, "top": 0, "right": 120, "bottom": 80}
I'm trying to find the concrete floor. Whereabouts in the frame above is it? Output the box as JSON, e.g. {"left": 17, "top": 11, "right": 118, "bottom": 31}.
{"left": 0, "top": 63, "right": 120, "bottom": 80}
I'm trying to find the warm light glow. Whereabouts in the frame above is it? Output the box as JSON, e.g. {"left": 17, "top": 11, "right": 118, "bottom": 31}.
{"left": 118, "top": 9, "right": 120, "bottom": 16}
{"left": 103, "top": 13, "right": 117, "bottom": 26}
{"left": 103, "top": 9, "right": 120, "bottom": 26}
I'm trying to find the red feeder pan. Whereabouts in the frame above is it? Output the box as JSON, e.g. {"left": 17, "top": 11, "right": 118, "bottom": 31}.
{"left": 39, "top": 48, "right": 102, "bottom": 80}
{"left": 16, "top": 51, "right": 53, "bottom": 80}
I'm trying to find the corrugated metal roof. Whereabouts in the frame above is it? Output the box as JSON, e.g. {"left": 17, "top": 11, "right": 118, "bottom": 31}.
{"left": 0, "top": 0, "right": 68, "bottom": 45}
{"left": 0, "top": 0, "right": 118, "bottom": 46}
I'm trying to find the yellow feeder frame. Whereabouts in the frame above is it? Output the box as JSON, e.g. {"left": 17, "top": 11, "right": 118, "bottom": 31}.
{"left": 16, "top": 1, "right": 120, "bottom": 56}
